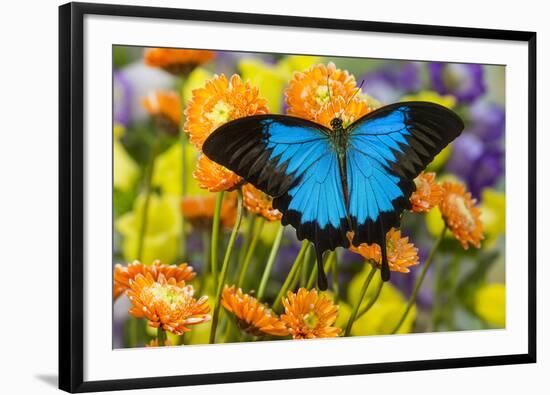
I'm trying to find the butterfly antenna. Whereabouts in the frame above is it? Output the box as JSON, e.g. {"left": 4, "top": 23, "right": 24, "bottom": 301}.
{"left": 316, "top": 248, "right": 328, "bottom": 291}
{"left": 327, "top": 72, "right": 337, "bottom": 118}
{"left": 344, "top": 80, "right": 365, "bottom": 112}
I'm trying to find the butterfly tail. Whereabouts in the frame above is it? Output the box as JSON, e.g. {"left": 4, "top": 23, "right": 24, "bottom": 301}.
{"left": 315, "top": 248, "right": 328, "bottom": 291}
{"left": 380, "top": 231, "right": 391, "bottom": 281}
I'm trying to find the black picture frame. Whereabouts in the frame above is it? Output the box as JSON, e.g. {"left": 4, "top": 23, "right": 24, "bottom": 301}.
{"left": 59, "top": 2, "right": 537, "bottom": 392}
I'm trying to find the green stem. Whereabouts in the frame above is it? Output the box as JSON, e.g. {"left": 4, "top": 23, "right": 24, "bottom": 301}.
{"left": 157, "top": 327, "right": 167, "bottom": 347}
{"left": 237, "top": 217, "right": 264, "bottom": 288}
{"left": 356, "top": 280, "right": 384, "bottom": 320}
{"left": 391, "top": 225, "right": 447, "bottom": 334}
{"left": 344, "top": 264, "right": 377, "bottom": 336}
{"left": 272, "top": 241, "right": 310, "bottom": 312}
{"left": 257, "top": 223, "right": 285, "bottom": 300}
{"left": 209, "top": 193, "right": 243, "bottom": 344}
{"left": 332, "top": 251, "right": 340, "bottom": 303}
{"left": 300, "top": 246, "right": 312, "bottom": 287}
{"left": 136, "top": 141, "right": 160, "bottom": 262}
{"left": 233, "top": 216, "right": 253, "bottom": 283}
{"left": 210, "top": 191, "right": 225, "bottom": 281}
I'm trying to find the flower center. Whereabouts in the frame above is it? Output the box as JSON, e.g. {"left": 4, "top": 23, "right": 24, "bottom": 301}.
{"left": 303, "top": 310, "right": 319, "bottom": 330}
{"left": 149, "top": 284, "right": 188, "bottom": 307}
{"left": 451, "top": 195, "right": 475, "bottom": 230}
{"left": 315, "top": 85, "right": 330, "bottom": 104}
{"left": 206, "top": 100, "right": 233, "bottom": 125}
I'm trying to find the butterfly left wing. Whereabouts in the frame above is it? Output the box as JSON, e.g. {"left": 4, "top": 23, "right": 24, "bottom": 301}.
{"left": 203, "top": 115, "right": 351, "bottom": 289}
{"left": 346, "top": 101, "right": 464, "bottom": 280}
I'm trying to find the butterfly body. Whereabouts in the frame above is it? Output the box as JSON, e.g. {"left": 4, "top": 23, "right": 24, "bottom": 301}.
{"left": 203, "top": 102, "right": 464, "bottom": 289}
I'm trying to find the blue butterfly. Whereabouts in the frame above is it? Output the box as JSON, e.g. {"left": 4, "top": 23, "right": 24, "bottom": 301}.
{"left": 203, "top": 101, "right": 464, "bottom": 290}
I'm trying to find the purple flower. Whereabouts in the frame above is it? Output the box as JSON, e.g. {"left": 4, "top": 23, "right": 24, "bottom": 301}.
{"left": 429, "top": 63, "right": 486, "bottom": 104}
{"left": 447, "top": 133, "right": 504, "bottom": 199}
{"left": 361, "top": 62, "right": 421, "bottom": 104}
{"left": 468, "top": 101, "right": 505, "bottom": 143}
{"left": 114, "top": 70, "right": 132, "bottom": 126}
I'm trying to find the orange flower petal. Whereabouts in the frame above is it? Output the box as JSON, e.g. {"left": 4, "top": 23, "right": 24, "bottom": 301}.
{"left": 440, "top": 181, "right": 484, "bottom": 249}
{"left": 141, "top": 90, "right": 181, "bottom": 134}
{"left": 242, "top": 183, "right": 282, "bottom": 222}
{"left": 347, "top": 229, "right": 419, "bottom": 274}
{"left": 410, "top": 172, "right": 444, "bottom": 213}
{"left": 280, "top": 288, "right": 340, "bottom": 339}
{"left": 126, "top": 273, "right": 210, "bottom": 335}
{"left": 222, "top": 285, "right": 288, "bottom": 337}
{"left": 144, "top": 48, "right": 215, "bottom": 76}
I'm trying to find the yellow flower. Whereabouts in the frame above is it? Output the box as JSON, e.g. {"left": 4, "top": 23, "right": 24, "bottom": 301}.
{"left": 285, "top": 62, "right": 359, "bottom": 121}
{"left": 473, "top": 283, "right": 505, "bottom": 327}
{"left": 113, "top": 260, "right": 195, "bottom": 300}
{"left": 181, "top": 192, "right": 238, "bottom": 229}
{"left": 113, "top": 125, "right": 139, "bottom": 192}
{"left": 440, "top": 181, "right": 484, "bottom": 249}
{"left": 410, "top": 172, "right": 443, "bottom": 213}
{"left": 184, "top": 74, "right": 269, "bottom": 150}
{"left": 480, "top": 189, "right": 505, "bottom": 247}
{"left": 239, "top": 55, "right": 321, "bottom": 113}
{"left": 182, "top": 67, "right": 214, "bottom": 105}
{"left": 348, "top": 229, "right": 419, "bottom": 274}
{"left": 144, "top": 48, "right": 215, "bottom": 77}
{"left": 281, "top": 288, "right": 341, "bottom": 339}
{"left": 242, "top": 183, "right": 282, "bottom": 222}
{"left": 222, "top": 286, "right": 288, "bottom": 337}
{"left": 152, "top": 143, "right": 204, "bottom": 197}
{"left": 115, "top": 193, "right": 181, "bottom": 264}
{"left": 239, "top": 59, "right": 288, "bottom": 114}
{"left": 141, "top": 90, "right": 181, "bottom": 135}
{"left": 127, "top": 273, "right": 211, "bottom": 335}
{"left": 401, "top": 90, "right": 457, "bottom": 109}
{"left": 345, "top": 270, "right": 416, "bottom": 335}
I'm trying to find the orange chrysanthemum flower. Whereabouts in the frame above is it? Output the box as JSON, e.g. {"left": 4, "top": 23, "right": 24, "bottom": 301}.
{"left": 146, "top": 338, "right": 173, "bottom": 347}
{"left": 185, "top": 74, "right": 269, "bottom": 150}
{"left": 114, "top": 260, "right": 196, "bottom": 299}
{"left": 440, "top": 181, "right": 484, "bottom": 249}
{"left": 127, "top": 273, "right": 210, "bottom": 335}
{"left": 193, "top": 154, "right": 243, "bottom": 192}
{"left": 315, "top": 95, "right": 372, "bottom": 129}
{"left": 221, "top": 286, "right": 288, "bottom": 337}
{"left": 280, "top": 288, "right": 341, "bottom": 339}
{"left": 410, "top": 172, "right": 444, "bottom": 213}
{"left": 285, "top": 63, "right": 359, "bottom": 121}
{"left": 144, "top": 48, "right": 215, "bottom": 76}
{"left": 347, "top": 229, "right": 419, "bottom": 274}
{"left": 181, "top": 192, "right": 238, "bottom": 229}
{"left": 242, "top": 183, "right": 282, "bottom": 222}
{"left": 185, "top": 74, "right": 269, "bottom": 192}
{"left": 141, "top": 90, "right": 181, "bottom": 135}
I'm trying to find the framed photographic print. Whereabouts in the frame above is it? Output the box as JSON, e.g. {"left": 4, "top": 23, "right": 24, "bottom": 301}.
{"left": 59, "top": 2, "right": 536, "bottom": 392}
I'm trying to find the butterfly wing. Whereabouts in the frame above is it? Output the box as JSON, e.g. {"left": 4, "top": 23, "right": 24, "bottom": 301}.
{"left": 346, "top": 101, "right": 464, "bottom": 280}
{"left": 203, "top": 115, "right": 351, "bottom": 289}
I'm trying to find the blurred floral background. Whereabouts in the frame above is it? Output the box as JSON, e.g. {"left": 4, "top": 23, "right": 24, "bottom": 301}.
{"left": 112, "top": 46, "right": 505, "bottom": 348}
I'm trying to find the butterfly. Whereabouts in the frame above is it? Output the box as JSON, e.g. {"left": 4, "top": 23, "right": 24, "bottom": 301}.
{"left": 203, "top": 101, "right": 464, "bottom": 290}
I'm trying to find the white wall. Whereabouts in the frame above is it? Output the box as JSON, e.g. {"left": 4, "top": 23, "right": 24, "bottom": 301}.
{"left": 0, "top": 0, "right": 546, "bottom": 394}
